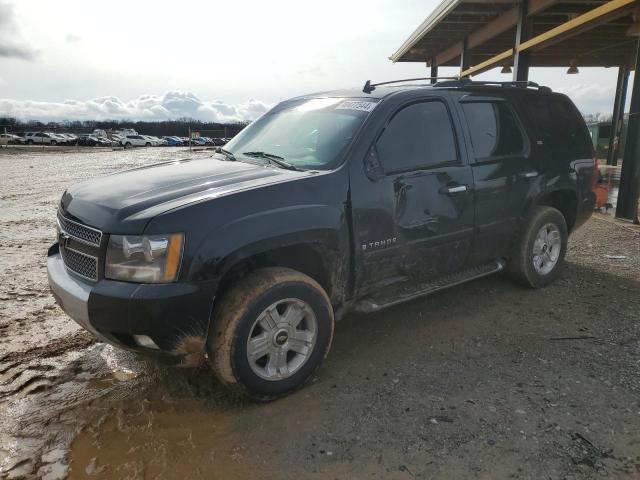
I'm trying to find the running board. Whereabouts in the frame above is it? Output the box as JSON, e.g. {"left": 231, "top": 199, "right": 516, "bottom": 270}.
{"left": 354, "top": 259, "right": 505, "bottom": 314}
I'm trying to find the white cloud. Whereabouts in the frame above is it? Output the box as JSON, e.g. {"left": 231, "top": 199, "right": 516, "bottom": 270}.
{"left": 0, "top": 1, "right": 38, "bottom": 60}
{"left": 65, "top": 33, "right": 81, "bottom": 43}
{"left": 556, "top": 83, "right": 616, "bottom": 115}
{"left": 0, "top": 91, "right": 271, "bottom": 123}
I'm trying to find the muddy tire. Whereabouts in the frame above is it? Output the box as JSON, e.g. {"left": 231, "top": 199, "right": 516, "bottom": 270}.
{"left": 208, "top": 267, "right": 334, "bottom": 401}
{"left": 507, "top": 206, "right": 568, "bottom": 288}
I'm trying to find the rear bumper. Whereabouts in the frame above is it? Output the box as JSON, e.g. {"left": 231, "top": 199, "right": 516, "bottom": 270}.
{"left": 47, "top": 245, "right": 217, "bottom": 365}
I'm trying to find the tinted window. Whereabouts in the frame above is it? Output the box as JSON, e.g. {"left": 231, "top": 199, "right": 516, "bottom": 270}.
{"left": 525, "top": 96, "right": 591, "bottom": 158}
{"left": 462, "top": 102, "right": 524, "bottom": 159}
{"left": 376, "top": 101, "right": 458, "bottom": 172}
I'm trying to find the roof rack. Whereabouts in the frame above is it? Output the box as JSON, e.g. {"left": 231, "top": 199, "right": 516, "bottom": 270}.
{"left": 433, "top": 79, "right": 552, "bottom": 92}
{"left": 362, "top": 77, "right": 459, "bottom": 93}
{"left": 362, "top": 78, "right": 552, "bottom": 93}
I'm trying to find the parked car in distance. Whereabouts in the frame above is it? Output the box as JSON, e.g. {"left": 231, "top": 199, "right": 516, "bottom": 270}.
{"left": 140, "top": 135, "right": 165, "bottom": 146}
{"left": 0, "top": 133, "right": 21, "bottom": 145}
{"left": 163, "top": 136, "right": 184, "bottom": 146}
{"left": 121, "top": 135, "right": 152, "bottom": 147}
{"left": 60, "top": 133, "right": 78, "bottom": 145}
{"left": 191, "top": 137, "right": 208, "bottom": 146}
{"left": 49, "top": 133, "right": 71, "bottom": 145}
{"left": 23, "top": 132, "right": 60, "bottom": 145}
{"left": 48, "top": 79, "right": 596, "bottom": 401}
{"left": 77, "top": 134, "right": 112, "bottom": 147}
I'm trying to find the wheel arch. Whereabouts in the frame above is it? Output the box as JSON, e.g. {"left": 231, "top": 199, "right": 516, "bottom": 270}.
{"left": 535, "top": 188, "right": 578, "bottom": 232}
{"left": 214, "top": 239, "right": 345, "bottom": 308}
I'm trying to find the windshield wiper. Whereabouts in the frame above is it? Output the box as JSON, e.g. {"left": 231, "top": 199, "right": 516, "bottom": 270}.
{"left": 242, "top": 151, "right": 302, "bottom": 171}
{"left": 214, "top": 147, "right": 236, "bottom": 161}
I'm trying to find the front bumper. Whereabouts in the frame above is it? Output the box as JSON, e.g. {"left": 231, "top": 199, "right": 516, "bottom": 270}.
{"left": 47, "top": 245, "right": 217, "bottom": 365}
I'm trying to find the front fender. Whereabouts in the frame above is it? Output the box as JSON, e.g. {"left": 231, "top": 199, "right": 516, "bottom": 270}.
{"left": 188, "top": 203, "right": 348, "bottom": 281}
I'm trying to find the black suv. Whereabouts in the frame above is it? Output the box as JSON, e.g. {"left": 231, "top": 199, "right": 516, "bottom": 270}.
{"left": 48, "top": 79, "right": 596, "bottom": 400}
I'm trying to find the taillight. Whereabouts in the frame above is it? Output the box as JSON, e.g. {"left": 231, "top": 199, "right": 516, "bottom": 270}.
{"left": 591, "top": 148, "right": 599, "bottom": 191}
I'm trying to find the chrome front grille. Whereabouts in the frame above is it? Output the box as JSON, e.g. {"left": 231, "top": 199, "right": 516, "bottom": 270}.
{"left": 60, "top": 246, "right": 98, "bottom": 281}
{"left": 57, "top": 213, "right": 102, "bottom": 246}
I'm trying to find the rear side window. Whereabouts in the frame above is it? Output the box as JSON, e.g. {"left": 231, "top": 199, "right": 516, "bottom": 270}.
{"left": 376, "top": 100, "right": 458, "bottom": 172}
{"left": 525, "top": 96, "right": 591, "bottom": 158}
{"left": 462, "top": 102, "right": 525, "bottom": 159}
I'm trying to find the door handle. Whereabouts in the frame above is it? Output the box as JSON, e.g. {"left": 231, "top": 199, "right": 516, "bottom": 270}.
{"left": 518, "top": 171, "right": 539, "bottom": 179}
{"left": 440, "top": 184, "right": 468, "bottom": 194}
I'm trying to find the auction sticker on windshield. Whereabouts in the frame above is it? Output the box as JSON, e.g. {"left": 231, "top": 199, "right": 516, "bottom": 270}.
{"left": 336, "top": 101, "right": 377, "bottom": 112}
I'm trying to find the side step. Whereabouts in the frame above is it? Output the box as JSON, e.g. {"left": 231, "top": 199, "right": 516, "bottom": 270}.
{"left": 354, "top": 259, "right": 505, "bottom": 314}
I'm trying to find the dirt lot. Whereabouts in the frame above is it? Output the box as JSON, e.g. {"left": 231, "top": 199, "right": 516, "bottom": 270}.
{"left": 1, "top": 147, "right": 639, "bottom": 479}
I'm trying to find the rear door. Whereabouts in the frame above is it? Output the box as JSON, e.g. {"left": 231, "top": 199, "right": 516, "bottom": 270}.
{"left": 354, "top": 94, "right": 475, "bottom": 290}
{"left": 453, "top": 92, "right": 536, "bottom": 264}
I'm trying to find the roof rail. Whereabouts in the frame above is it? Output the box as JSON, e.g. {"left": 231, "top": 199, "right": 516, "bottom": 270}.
{"left": 362, "top": 77, "right": 460, "bottom": 93}
{"left": 433, "top": 79, "right": 552, "bottom": 92}
{"left": 362, "top": 78, "right": 552, "bottom": 93}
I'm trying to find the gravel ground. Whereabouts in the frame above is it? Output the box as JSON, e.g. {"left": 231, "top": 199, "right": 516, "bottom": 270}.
{"left": 0, "top": 147, "right": 639, "bottom": 479}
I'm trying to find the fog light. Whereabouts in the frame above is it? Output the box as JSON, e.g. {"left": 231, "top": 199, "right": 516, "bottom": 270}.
{"left": 133, "top": 334, "right": 159, "bottom": 350}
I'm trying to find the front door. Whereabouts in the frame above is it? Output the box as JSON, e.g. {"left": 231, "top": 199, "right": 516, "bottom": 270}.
{"left": 354, "top": 96, "right": 475, "bottom": 293}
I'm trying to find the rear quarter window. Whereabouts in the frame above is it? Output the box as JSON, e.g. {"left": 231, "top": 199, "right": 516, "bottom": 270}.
{"left": 524, "top": 95, "right": 591, "bottom": 159}
{"left": 462, "top": 101, "right": 525, "bottom": 159}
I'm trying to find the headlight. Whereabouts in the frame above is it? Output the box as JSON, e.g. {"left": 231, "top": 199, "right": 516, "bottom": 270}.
{"left": 105, "top": 233, "right": 184, "bottom": 283}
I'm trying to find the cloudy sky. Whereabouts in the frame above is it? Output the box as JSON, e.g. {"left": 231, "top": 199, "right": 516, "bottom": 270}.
{"left": 0, "top": 0, "right": 631, "bottom": 122}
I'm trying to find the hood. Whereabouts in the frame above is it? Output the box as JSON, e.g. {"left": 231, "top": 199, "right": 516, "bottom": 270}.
{"left": 60, "top": 157, "right": 306, "bottom": 233}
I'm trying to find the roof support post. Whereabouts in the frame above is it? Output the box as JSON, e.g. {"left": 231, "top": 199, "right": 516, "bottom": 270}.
{"left": 513, "top": 0, "right": 532, "bottom": 82}
{"left": 460, "top": 37, "right": 469, "bottom": 76}
{"left": 607, "top": 65, "right": 630, "bottom": 166}
{"left": 430, "top": 58, "right": 438, "bottom": 84}
{"left": 616, "top": 38, "right": 640, "bottom": 223}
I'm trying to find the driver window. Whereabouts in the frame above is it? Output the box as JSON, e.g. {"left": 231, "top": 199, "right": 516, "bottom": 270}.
{"left": 376, "top": 100, "right": 459, "bottom": 173}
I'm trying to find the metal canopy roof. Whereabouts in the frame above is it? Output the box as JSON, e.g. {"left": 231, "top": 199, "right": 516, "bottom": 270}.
{"left": 390, "top": 0, "right": 640, "bottom": 73}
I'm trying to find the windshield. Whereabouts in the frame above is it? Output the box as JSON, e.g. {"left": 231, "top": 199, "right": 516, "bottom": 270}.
{"left": 224, "top": 97, "right": 377, "bottom": 170}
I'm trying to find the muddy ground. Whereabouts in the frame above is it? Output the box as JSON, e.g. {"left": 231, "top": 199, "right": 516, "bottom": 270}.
{"left": 1, "top": 147, "right": 639, "bottom": 479}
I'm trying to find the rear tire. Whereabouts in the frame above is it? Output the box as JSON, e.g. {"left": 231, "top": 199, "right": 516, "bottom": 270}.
{"left": 50, "top": 140, "right": 57, "bottom": 146}
{"left": 145, "top": 142, "right": 151, "bottom": 147}
{"left": 208, "top": 267, "right": 334, "bottom": 401}
{"left": 507, "top": 206, "right": 568, "bottom": 288}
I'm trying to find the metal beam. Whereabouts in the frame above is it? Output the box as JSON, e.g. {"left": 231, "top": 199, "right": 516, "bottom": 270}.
{"left": 433, "top": 0, "right": 559, "bottom": 66}
{"left": 513, "top": 0, "right": 532, "bottom": 81}
{"left": 517, "top": 0, "right": 640, "bottom": 52}
{"left": 430, "top": 58, "right": 439, "bottom": 83}
{"left": 607, "top": 65, "right": 629, "bottom": 166}
{"left": 461, "top": 49, "right": 514, "bottom": 76}
{"left": 459, "top": 0, "right": 640, "bottom": 77}
{"left": 616, "top": 38, "right": 640, "bottom": 223}
{"left": 460, "top": 37, "right": 470, "bottom": 74}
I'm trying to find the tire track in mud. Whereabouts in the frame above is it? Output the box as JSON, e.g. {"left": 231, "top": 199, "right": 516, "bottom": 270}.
{"left": 0, "top": 148, "right": 206, "bottom": 479}
{"left": 0, "top": 344, "right": 158, "bottom": 479}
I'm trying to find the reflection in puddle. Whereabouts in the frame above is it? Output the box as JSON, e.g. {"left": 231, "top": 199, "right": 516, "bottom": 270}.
{"left": 68, "top": 371, "right": 284, "bottom": 479}
{"left": 596, "top": 164, "right": 621, "bottom": 214}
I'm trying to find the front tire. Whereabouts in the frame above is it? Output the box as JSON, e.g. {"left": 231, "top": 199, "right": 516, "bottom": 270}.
{"left": 507, "top": 206, "right": 568, "bottom": 288}
{"left": 208, "top": 267, "right": 334, "bottom": 401}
